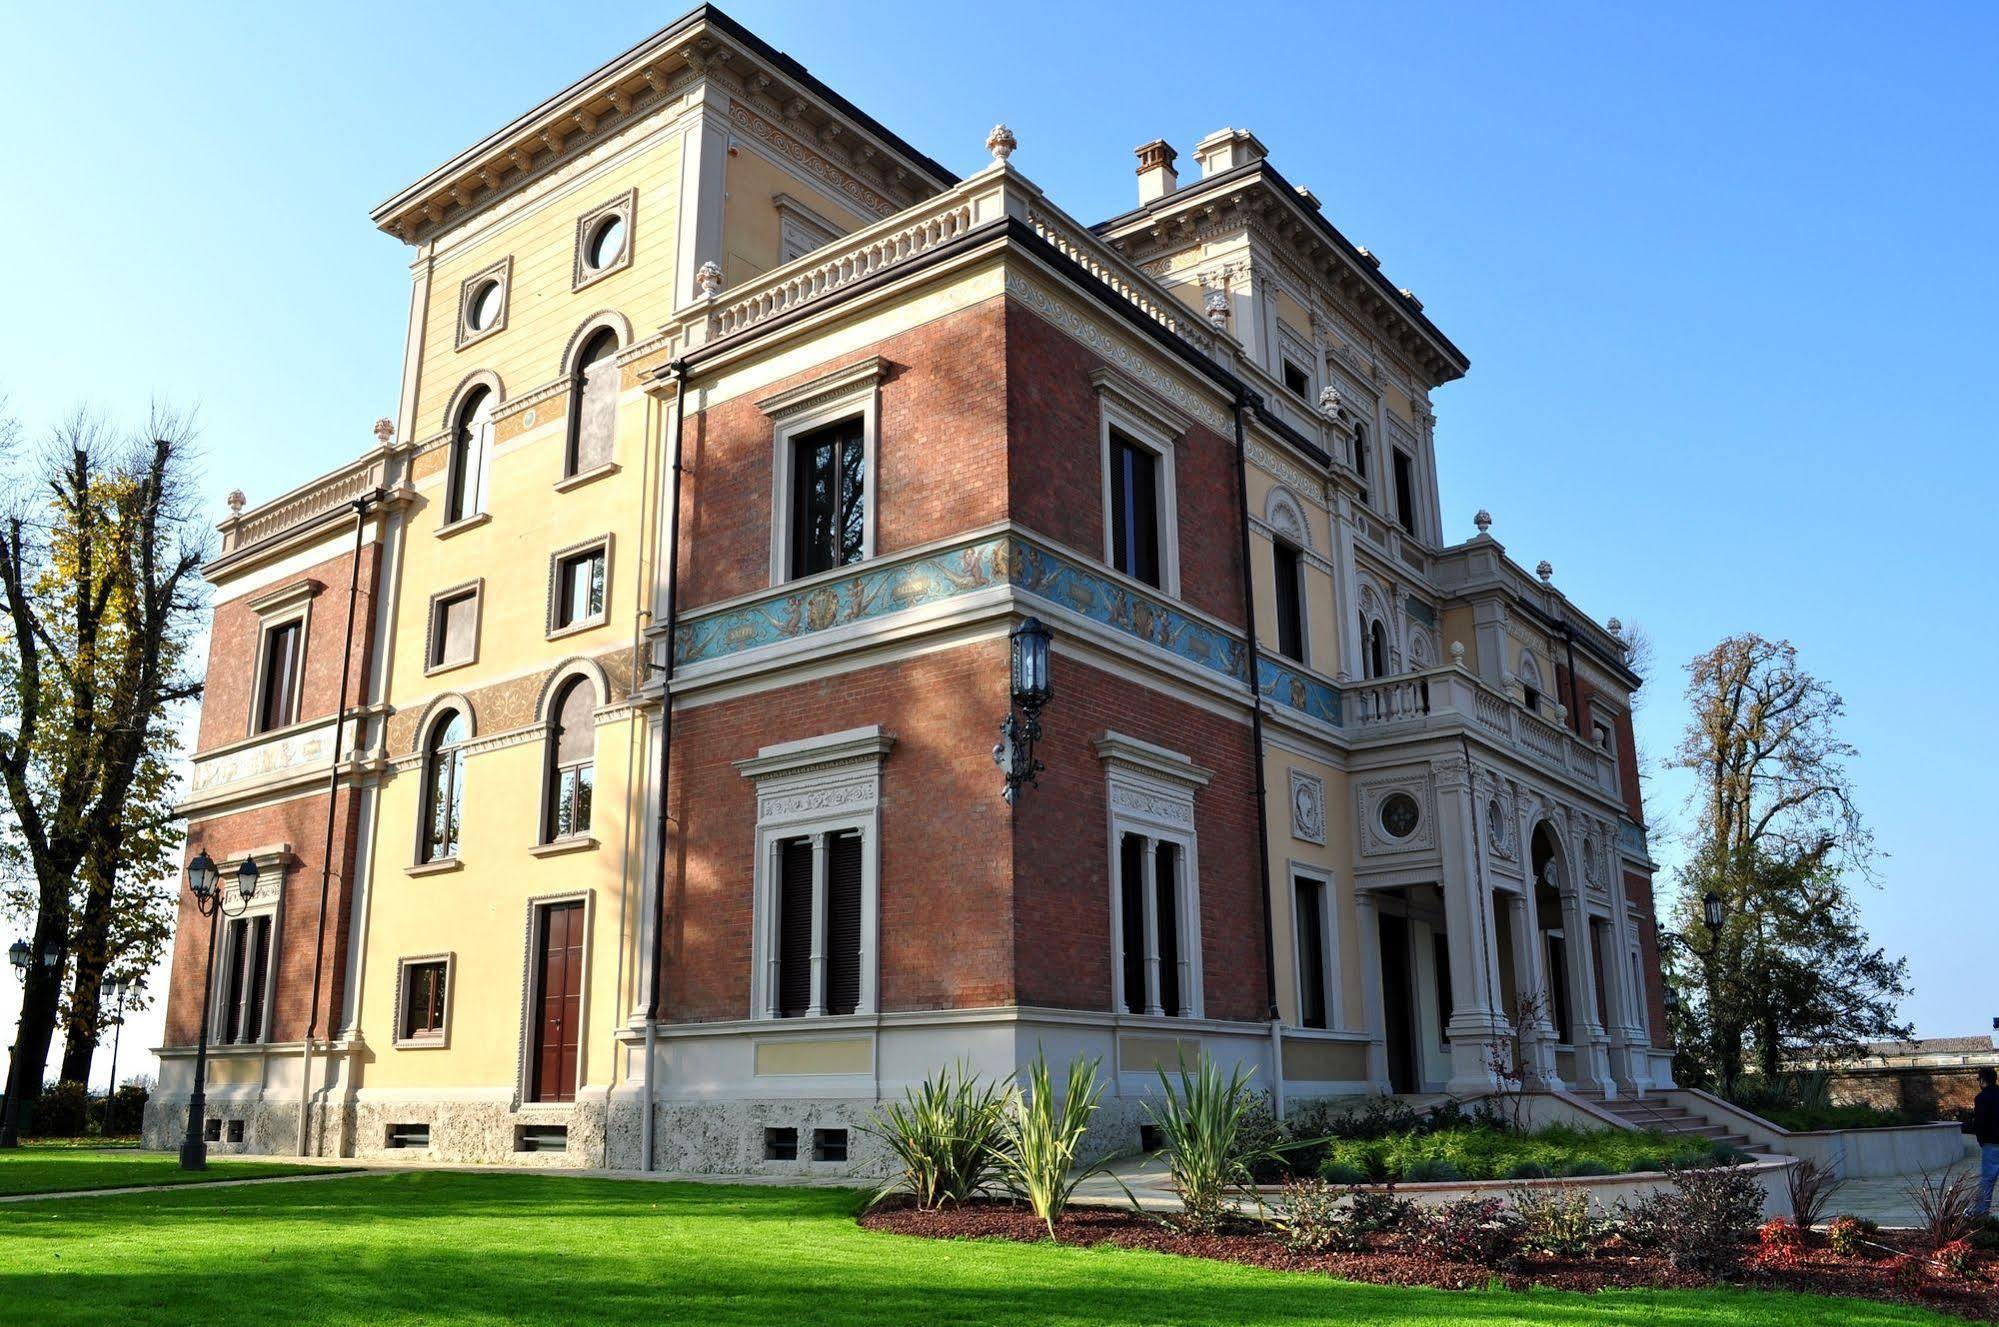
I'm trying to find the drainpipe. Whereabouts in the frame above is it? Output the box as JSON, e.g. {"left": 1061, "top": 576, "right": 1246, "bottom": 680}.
{"left": 1560, "top": 624, "right": 1583, "bottom": 737}
{"left": 298, "top": 490, "right": 377, "bottom": 1156}
{"left": 641, "top": 361, "right": 688, "bottom": 1171}
{"left": 1229, "top": 396, "right": 1282, "bottom": 1105}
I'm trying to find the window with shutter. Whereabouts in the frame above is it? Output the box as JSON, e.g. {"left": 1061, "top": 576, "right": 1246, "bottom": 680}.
{"left": 1154, "top": 842, "right": 1182, "bottom": 1018}
{"left": 244, "top": 915, "right": 271, "bottom": 1044}
{"left": 776, "top": 837, "right": 814, "bottom": 1017}
{"left": 824, "top": 831, "right": 862, "bottom": 1016}
{"left": 221, "top": 920, "right": 249, "bottom": 1043}
{"left": 1119, "top": 833, "right": 1146, "bottom": 1014}
{"left": 567, "top": 330, "right": 619, "bottom": 476}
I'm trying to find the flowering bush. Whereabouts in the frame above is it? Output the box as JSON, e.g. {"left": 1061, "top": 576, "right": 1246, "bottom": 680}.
{"left": 1826, "top": 1215, "right": 1867, "bottom": 1257}
{"left": 1408, "top": 1196, "right": 1519, "bottom": 1267}
{"left": 1753, "top": 1217, "right": 1805, "bottom": 1270}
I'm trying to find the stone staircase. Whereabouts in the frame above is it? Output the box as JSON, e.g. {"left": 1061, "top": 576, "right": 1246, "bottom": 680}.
{"left": 1567, "top": 1087, "right": 1759, "bottom": 1152}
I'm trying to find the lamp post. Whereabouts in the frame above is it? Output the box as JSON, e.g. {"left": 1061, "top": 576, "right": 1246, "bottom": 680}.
{"left": 98, "top": 975, "right": 130, "bottom": 1136}
{"left": 993, "top": 617, "right": 1054, "bottom": 805}
{"left": 1, "top": 935, "right": 61, "bottom": 1148}
{"left": 180, "top": 850, "right": 258, "bottom": 1170}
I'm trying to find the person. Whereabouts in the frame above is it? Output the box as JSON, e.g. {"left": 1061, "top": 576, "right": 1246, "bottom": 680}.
{"left": 1973, "top": 1066, "right": 1999, "bottom": 1220}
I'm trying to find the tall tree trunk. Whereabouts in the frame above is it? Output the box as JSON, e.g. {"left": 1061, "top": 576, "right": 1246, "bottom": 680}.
{"left": 58, "top": 839, "right": 122, "bottom": 1085}
{"left": 2, "top": 903, "right": 68, "bottom": 1141}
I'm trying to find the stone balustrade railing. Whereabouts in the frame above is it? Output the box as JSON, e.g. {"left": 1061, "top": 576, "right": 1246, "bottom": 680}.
{"left": 1347, "top": 664, "right": 1618, "bottom": 798}
{"left": 217, "top": 450, "right": 391, "bottom": 555}
{"left": 673, "top": 164, "right": 1218, "bottom": 358}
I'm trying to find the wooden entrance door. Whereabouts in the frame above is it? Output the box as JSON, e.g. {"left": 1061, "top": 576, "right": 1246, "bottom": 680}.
{"left": 531, "top": 901, "right": 584, "bottom": 1103}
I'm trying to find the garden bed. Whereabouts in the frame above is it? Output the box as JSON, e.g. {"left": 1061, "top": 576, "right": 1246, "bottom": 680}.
{"left": 861, "top": 1199, "right": 1999, "bottom": 1321}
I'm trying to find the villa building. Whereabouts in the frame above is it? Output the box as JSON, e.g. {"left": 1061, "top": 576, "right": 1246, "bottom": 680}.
{"left": 146, "top": 4, "right": 1670, "bottom": 1171}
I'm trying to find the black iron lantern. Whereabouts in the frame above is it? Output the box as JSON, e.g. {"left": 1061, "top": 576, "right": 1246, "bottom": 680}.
{"left": 1009, "top": 616, "right": 1053, "bottom": 710}
{"left": 37, "top": 940, "right": 58, "bottom": 970}
{"left": 1701, "top": 890, "right": 1723, "bottom": 933}
{"left": 1661, "top": 983, "right": 1680, "bottom": 1015}
{"left": 236, "top": 857, "right": 260, "bottom": 904}
{"left": 186, "top": 849, "right": 219, "bottom": 904}
{"left": 7, "top": 939, "right": 27, "bottom": 980}
{"left": 994, "top": 617, "right": 1054, "bottom": 805}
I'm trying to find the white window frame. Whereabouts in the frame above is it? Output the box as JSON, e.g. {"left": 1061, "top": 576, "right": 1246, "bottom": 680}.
{"left": 411, "top": 701, "right": 474, "bottom": 869}
{"left": 1287, "top": 862, "right": 1341, "bottom": 1032}
{"left": 205, "top": 847, "right": 287, "bottom": 1046}
{"left": 735, "top": 726, "right": 894, "bottom": 1021}
{"left": 1589, "top": 700, "right": 1624, "bottom": 794}
{"left": 572, "top": 188, "right": 637, "bottom": 291}
{"left": 533, "top": 663, "right": 607, "bottom": 852}
{"left": 392, "top": 951, "right": 455, "bottom": 1049}
{"left": 1269, "top": 534, "right": 1310, "bottom": 667}
{"left": 759, "top": 358, "right": 886, "bottom": 587}
{"left": 1275, "top": 326, "right": 1318, "bottom": 405}
{"left": 245, "top": 581, "right": 316, "bottom": 737}
{"left": 545, "top": 534, "right": 613, "bottom": 639}
{"left": 424, "top": 579, "right": 483, "bottom": 675}
{"left": 455, "top": 256, "right": 511, "bottom": 350}
{"left": 441, "top": 386, "right": 496, "bottom": 531}
{"left": 1092, "top": 368, "right": 1186, "bottom": 600}
{"left": 773, "top": 192, "right": 843, "bottom": 263}
{"left": 1098, "top": 731, "right": 1210, "bottom": 1019}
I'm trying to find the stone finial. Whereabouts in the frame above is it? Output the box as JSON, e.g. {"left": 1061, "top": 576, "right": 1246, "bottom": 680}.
{"left": 226, "top": 489, "right": 247, "bottom": 514}
{"left": 985, "top": 123, "right": 1016, "bottom": 164}
{"left": 373, "top": 417, "right": 395, "bottom": 445}
{"left": 1473, "top": 508, "right": 1492, "bottom": 536}
{"left": 1555, "top": 702, "right": 1569, "bottom": 723}
{"left": 1449, "top": 640, "right": 1466, "bottom": 668}
{"left": 1203, "top": 286, "right": 1230, "bottom": 327}
{"left": 1398, "top": 287, "right": 1424, "bottom": 311}
{"left": 1317, "top": 384, "right": 1344, "bottom": 417}
{"left": 1536, "top": 559, "right": 1553, "bottom": 584}
{"left": 695, "top": 261, "right": 724, "bottom": 300}
{"left": 1607, "top": 617, "right": 1623, "bottom": 637}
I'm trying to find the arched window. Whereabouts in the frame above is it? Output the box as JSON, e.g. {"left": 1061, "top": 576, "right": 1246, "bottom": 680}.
{"left": 566, "top": 330, "right": 619, "bottom": 477}
{"left": 545, "top": 679, "right": 596, "bottom": 841}
{"left": 446, "top": 387, "right": 494, "bottom": 524}
{"left": 1365, "top": 618, "right": 1388, "bottom": 679}
{"left": 421, "top": 709, "right": 469, "bottom": 862}
{"left": 1518, "top": 652, "right": 1544, "bottom": 714}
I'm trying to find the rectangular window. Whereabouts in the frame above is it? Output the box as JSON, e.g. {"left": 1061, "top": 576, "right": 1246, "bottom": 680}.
{"left": 1282, "top": 359, "right": 1310, "bottom": 399}
{"left": 789, "top": 416, "right": 866, "bottom": 579}
{"left": 400, "top": 960, "right": 448, "bottom": 1042}
{"left": 1272, "top": 543, "right": 1304, "bottom": 663}
{"left": 428, "top": 588, "right": 479, "bottom": 671}
{"left": 1392, "top": 448, "right": 1417, "bottom": 535}
{"left": 1352, "top": 425, "right": 1371, "bottom": 506}
{"left": 1117, "top": 832, "right": 1188, "bottom": 1016}
{"left": 219, "top": 914, "right": 271, "bottom": 1045}
{"left": 1107, "top": 432, "right": 1161, "bottom": 587}
{"left": 812, "top": 1127, "right": 848, "bottom": 1163}
{"left": 773, "top": 831, "right": 863, "bottom": 1018}
{"left": 1294, "top": 875, "right": 1327, "bottom": 1031}
{"left": 253, "top": 620, "right": 302, "bottom": 734}
{"left": 763, "top": 1127, "right": 798, "bottom": 1161}
{"left": 551, "top": 544, "right": 607, "bottom": 633}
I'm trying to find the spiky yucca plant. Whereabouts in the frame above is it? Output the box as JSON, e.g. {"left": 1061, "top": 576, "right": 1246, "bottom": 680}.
{"left": 1146, "top": 1053, "right": 1290, "bottom": 1232}
{"left": 863, "top": 1061, "right": 1012, "bottom": 1211}
{"left": 998, "top": 1051, "right": 1126, "bottom": 1238}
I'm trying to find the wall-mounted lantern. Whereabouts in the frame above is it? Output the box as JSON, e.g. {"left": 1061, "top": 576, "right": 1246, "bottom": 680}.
{"left": 993, "top": 617, "right": 1053, "bottom": 805}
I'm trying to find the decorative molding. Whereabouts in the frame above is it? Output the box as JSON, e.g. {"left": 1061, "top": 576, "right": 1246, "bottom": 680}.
{"left": 1355, "top": 774, "right": 1436, "bottom": 856}
{"left": 1264, "top": 485, "right": 1312, "bottom": 552}
{"left": 1288, "top": 769, "right": 1326, "bottom": 845}
{"left": 571, "top": 187, "right": 637, "bottom": 291}
{"left": 454, "top": 256, "right": 511, "bottom": 351}
{"left": 728, "top": 100, "right": 895, "bottom": 218}
{"left": 754, "top": 355, "right": 889, "bottom": 422}
{"left": 1090, "top": 366, "right": 1192, "bottom": 440}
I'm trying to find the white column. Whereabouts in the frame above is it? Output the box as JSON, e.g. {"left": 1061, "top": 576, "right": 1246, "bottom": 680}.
{"left": 1513, "top": 796, "right": 1562, "bottom": 1088}
{"left": 1561, "top": 886, "right": 1612, "bottom": 1094}
{"left": 672, "top": 86, "right": 731, "bottom": 314}
{"left": 1353, "top": 888, "right": 1390, "bottom": 1091}
{"left": 1436, "top": 757, "right": 1505, "bottom": 1095}
{"left": 1168, "top": 847, "right": 1192, "bottom": 1017}
{"left": 1140, "top": 835, "right": 1163, "bottom": 1016}
{"left": 807, "top": 832, "right": 828, "bottom": 1017}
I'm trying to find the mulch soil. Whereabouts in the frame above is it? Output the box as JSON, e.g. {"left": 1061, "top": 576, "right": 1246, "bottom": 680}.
{"left": 859, "top": 1200, "right": 1999, "bottom": 1321}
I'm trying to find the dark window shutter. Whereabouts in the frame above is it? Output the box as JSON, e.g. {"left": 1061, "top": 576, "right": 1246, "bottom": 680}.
{"left": 1118, "top": 834, "right": 1146, "bottom": 1013}
{"left": 222, "top": 920, "right": 249, "bottom": 1043}
{"left": 777, "top": 838, "right": 814, "bottom": 1017}
{"left": 824, "top": 831, "right": 863, "bottom": 1015}
{"left": 244, "top": 915, "right": 272, "bottom": 1043}
{"left": 1154, "top": 842, "right": 1181, "bottom": 1017}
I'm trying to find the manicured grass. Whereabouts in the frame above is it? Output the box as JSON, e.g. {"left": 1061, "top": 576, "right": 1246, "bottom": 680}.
{"left": 0, "top": 1144, "right": 332, "bottom": 1196}
{"left": 1318, "top": 1124, "right": 1721, "bottom": 1183}
{"left": 0, "top": 1170, "right": 1963, "bottom": 1325}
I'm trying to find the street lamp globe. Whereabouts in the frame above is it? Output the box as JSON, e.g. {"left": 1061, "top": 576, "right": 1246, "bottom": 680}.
{"left": 186, "top": 849, "right": 218, "bottom": 904}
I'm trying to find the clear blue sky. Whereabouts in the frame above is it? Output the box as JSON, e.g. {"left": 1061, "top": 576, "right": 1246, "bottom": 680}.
{"left": 2, "top": 2, "right": 1993, "bottom": 1088}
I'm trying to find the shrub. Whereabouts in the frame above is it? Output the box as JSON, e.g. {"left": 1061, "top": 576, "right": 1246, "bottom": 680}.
{"left": 1555, "top": 1159, "right": 1610, "bottom": 1179}
{"left": 31, "top": 1080, "right": 91, "bottom": 1138}
{"left": 1935, "top": 1238, "right": 1975, "bottom": 1278}
{"left": 1346, "top": 1186, "right": 1416, "bottom": 1235}
{"left": 1408, "top": 1196, "right": 1518, "bottom": 1267}
{"left": 1146, "top": 1054, "right": 1294, "bottom": 1233}
{"left": 1903, "top": 1167, "right": 1977, "bottom": 1253}
{"left": 1621, "top": 1164, "right": 1765, "bottom": 1276}
{"left": 1886, "top": 1253, "right": 1926, "bottom": 1293}
{"left": 1511, "top": 1184, "right": 1601, "bottom": 1257}
{"left": 1826, "top": 1215, "right": 1866, "bottom": 1257}
{"left": 1507, "top": 1161, "right": 1552, "bottom": 1180}
{"left": 864, "top": 1062, "right": 1011, "bottom": 1211}
{"left": 105, "top": 1083, "right": 148, "bottom": 1137}
{"left": 1320, "top": 1161, "right": 1368, "bottom": 1185}
{"left": 1784, "top": 1157, "right": 1843, "bottom": 1232}
{"left": 997, "top": 1053, "right": 1122, "bottom": 1238}
{"left": 1402, "top": 1158, "right": 1462, "bottom": 1183}
{"left": 1754, "top": 1217, "right": 1805, "bottom": 1270}
{"left": 1270, "top": 1178, "right": 1364, "bottom": 1253}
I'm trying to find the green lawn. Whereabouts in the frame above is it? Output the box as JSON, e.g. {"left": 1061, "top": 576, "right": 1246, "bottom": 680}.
{"left": 0, "top": 1170, "right": 1964, "bottom": 1325}
{"left": 0, "top": 1143, "right": 332, "bottom": 1196}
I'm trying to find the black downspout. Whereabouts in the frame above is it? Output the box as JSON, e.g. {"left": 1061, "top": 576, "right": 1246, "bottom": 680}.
{"left": 1560, "top": 624, "right": 1583, "bottom": 737}
{"left": 298, "top": 489, "right": 376, "bottom": 1154}
{"left": 1230, "top": 397, "right": 1280, "bottom": 1023}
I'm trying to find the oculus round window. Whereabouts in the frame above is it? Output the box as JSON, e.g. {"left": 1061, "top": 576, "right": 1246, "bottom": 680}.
{"left": 1379, "top": 792, "right": 1421, "bottom": 840}
{"left": 466, "top": 279, "right": 503, "bottom": 332}
{"left": 585, "top": 214, "right": 627, "bottom": 271}
{"left": 1487, "top": 799, "right": 1506, "bottom": 849}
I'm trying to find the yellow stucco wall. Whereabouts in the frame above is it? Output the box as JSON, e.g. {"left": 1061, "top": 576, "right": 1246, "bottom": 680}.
{"left": 720, "top": 143, "right": 870, "bottom": 287}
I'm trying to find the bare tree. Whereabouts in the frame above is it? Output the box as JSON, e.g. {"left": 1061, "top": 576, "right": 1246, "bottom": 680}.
{"left": 0, "top": 404, "right": 206, "bottom": 1143}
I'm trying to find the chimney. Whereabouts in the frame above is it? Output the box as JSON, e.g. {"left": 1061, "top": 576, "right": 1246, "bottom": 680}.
{"left": 1135, "top": 139, "right": 1178, "bottom": 204}
{"left": 1191, "top": 127, "right": 1268, "bottom": 178}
